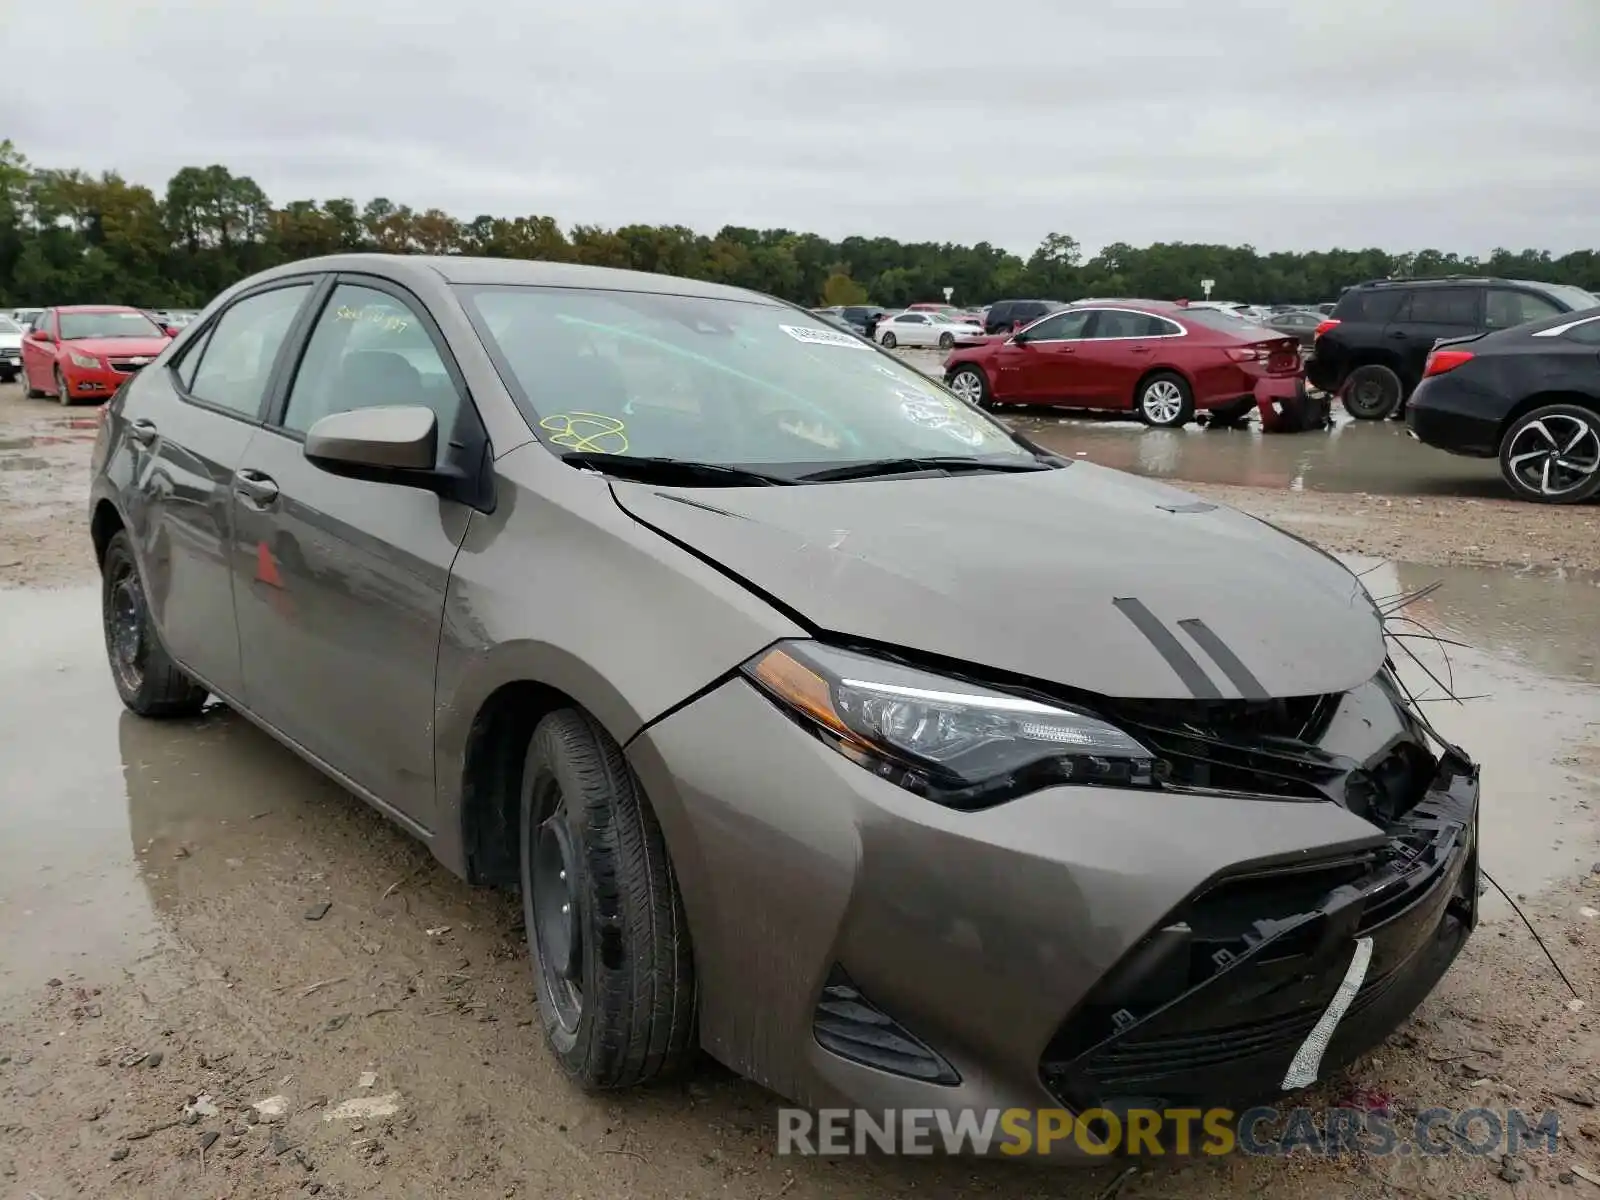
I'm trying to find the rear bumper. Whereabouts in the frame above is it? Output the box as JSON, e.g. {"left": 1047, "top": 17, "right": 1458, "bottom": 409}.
{"left": 1404, "top": 377, "right": 1505, "bottom": 457}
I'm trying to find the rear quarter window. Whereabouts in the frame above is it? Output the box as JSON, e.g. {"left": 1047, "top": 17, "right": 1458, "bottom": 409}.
{"left": 1334, "top": 289, "right": 1408, "bottom": 323}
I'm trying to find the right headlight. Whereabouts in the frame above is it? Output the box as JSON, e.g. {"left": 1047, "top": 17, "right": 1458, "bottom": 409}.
{"left": 741, "top": 640, "right": 1162, "bottom": 808}
{"left": 69, "top": 351, "right": 103, "bottom": 370}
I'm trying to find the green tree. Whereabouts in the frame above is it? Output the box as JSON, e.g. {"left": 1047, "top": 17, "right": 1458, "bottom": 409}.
{"left": 820, "top": 268, "right": 868, "bottom": 305}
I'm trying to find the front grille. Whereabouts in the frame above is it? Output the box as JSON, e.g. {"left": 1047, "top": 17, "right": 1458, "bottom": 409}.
{"left": 1040, "top": 755, "right": 1478, "bottom": 1113}
{"left": 813, "top": 965, "right": 960, "bottom": 1085}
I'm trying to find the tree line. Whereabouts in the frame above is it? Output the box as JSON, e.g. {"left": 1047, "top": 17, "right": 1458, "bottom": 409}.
{"left": 3, "top": 141, "right": 1597, "bottom": 313}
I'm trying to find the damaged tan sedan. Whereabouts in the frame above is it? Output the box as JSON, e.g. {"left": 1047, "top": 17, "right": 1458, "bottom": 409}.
{"left": 88, "top": 255, "right": 1480, "bottom": 1155}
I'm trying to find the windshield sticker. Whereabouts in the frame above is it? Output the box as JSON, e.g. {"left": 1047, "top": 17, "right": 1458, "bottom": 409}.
{"left": 779, "top": 324, "right": 868, "bottom": 350}
{"left": 900, "top": 396, "right": 988, "bottom": 448}
{"left": 540, "top": 412, "right": 630, "bottom": 454}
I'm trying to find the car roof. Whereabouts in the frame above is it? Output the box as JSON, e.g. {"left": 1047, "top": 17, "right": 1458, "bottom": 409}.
{"left": 55, "top": 304, "right": 145, "bottom": 313}
{"left": 246, "top": 253, "right": 783, "bottom": 306}
{"left": 1349, "top": 275, "right": 1566, "bottom": 292}
{"left": 1066, "top": 298, "right": 1180, "bottom": 310}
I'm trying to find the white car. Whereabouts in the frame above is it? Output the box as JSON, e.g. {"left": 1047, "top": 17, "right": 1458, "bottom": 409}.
{"left": 0, "top": 315, "right": 22, "bottom": 384}
{"left": 10, "top": 307, "right": 43, "bottom": 333}
{"left": 876, "top": 311, "right": 985, "bottom": 350}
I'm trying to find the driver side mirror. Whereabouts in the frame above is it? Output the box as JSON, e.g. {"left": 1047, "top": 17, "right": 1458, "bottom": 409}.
{"left": 162, "top": 325, "right": 180, "bottom": 338}
{"left": 303, "top": 404, "right": 495, "bottom": 512}
{"left": 28, "top": 328, "right": 53, "bottom": 343}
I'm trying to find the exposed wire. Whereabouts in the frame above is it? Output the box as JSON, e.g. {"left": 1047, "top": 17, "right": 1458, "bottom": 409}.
{"left": 1480, "top": 868, "right": 1582, "bottom": 1002}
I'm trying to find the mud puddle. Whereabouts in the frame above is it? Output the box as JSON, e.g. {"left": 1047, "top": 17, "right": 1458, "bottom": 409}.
{"left": 1010, "top": 414, "right": 1505, "bottom": 496}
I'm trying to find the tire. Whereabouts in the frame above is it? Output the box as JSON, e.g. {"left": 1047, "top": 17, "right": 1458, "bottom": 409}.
{"left": 1342, "top": 364, "right": 1401, "bottom": 420}
{"left": 947, "top": 365, "right": 994, "bottom": 410}
{"left": 101, "top": 531, "right": 210, "bottom": 717}
{"left": 1136, "top": 372, "right": 1194, "bottom": 428}
{"left": 880, "top": 332, "right": 897, "bottom": 349}
{"left": 1497, "top": 404, "right": 1600, "bottom": 505}
{"left": 55, "top": 368, "right": 72, "bottom": 406}
{"left": 520, "top": 708, "right": 696, "bottom": 1089}
{"left": 938, "top": 332, "right": 954, "bottom": 350}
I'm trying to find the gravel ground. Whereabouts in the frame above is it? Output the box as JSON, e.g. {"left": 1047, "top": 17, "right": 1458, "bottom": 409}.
{"left": 3, "top": 378, "right": 1600, "bottom": 1198}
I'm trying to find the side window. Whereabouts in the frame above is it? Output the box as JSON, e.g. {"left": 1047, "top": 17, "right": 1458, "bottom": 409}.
{"left": 900, "top": 314, "right": 926, "bottom": 324}
{"left": 281, "top": 283, "right": 463, "bottom": 466}
{"left": 1406, "top": 288, "right": 1479, "bottom": 326}
{"left": 1146, "top": 315, "right": 1184, "bottom": 336}
{"left": 1486, "top": 289, "right": 1562, "bottom": 330}
{"left": 1089, "top": 310, "right": 1156, "bottom": 339}
{"left": 1023, "top": 309, "right": 1092, "bottom": 340}
{"left": 186, "top": 285, "right": 313, "bottom": 416}
{"left": 175, "top": 324, "right": 215, "bottom": 392}
{"left": 1340, "top": 289, "right": 1407, "bottom": 323}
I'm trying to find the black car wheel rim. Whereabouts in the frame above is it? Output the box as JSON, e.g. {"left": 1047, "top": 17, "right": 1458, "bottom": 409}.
{"left": 1506, "top": 414, "right": 1600, "bottom": 498}
{"left": 529, "top": 779, "right": 583, "bottom": 1033}
{"left": 108, "top": 563, "right": 147, "bottom": 693}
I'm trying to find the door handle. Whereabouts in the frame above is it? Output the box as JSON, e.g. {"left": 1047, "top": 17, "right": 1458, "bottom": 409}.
{"left": 234, "top": 469, "right": 280, "bottom": 506}
{"left": 128, "top": 418, "right": 158, "bottom": 445}
{"left": 1387, "top": 330, "right": 1408, "bottom": 339}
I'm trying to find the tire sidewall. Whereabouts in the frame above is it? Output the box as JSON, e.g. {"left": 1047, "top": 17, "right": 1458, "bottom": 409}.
{"left": 1498, "top": 405, "right": 1600, "bottom": 504}
{"left": 101, "top": 533, "right": 148, "bottom": 708}
{"left": 938, "top": 332, "right": 954, "bottom": 350}
{"left": 949, "top": 365, "right": 991, "bottom": 408}
{"left": 519, "top": 746, "right": 597, "bottom": 1061}
{"left": 1343, "top": 364, "right": 1401, "bottom": 419}
{"left": 881, "top": 332, "right": 897, "bottom": 349}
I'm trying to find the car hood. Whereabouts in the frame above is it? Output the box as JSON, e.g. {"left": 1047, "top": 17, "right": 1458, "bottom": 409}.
{"left": 611, "top": 463, "right": 1384, "bottom": 701}
{"left": 0, "top": 332, "right": 20, "bottom": 350}
{"left": 65, "top": 336, "right": 170, "bottom": 357}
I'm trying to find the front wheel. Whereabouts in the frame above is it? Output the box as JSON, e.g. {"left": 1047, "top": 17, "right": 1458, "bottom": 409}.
{"left": 101, "top": 531, "right": 210, "bottom": 717}
{"left": 879, "top": 332, "right": 897, "bottom": 349}
{"left": 55, "top": 368, "right": 72, "bottom": 406}
{"left": 947, "top": 365, "right": 993, "bottom": 409}
{"left": 520, "top": 708, "right": 696, "bottom": 1089}
{"left": 1342, "top": 364, "right": 1401, "bottom": 419}
{"left": 938, "top": 332, "right": 954, "bottom": 350}
{"left": 1498, "top": 404, "right": 1600, "bottom": 504}
{"left": 1136, "top": 372, "right": 1194, "bottom": 428}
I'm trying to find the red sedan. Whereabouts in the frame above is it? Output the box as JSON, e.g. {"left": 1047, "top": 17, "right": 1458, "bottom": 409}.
{"left": 941, "top": 301, "right": 1303, "bottom": 428}
{"left": 21, "top": 306, "right": 175, "bottom": 406}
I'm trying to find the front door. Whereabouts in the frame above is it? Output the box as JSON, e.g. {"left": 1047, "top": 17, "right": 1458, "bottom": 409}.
{"left": 124, "top": 282, "right": 317, "bottom": 699}
{"left": 21, "top": 309, "right": 55, "bottom": 392}
{"left": 229, "top": 277, "right": 484, "bottom": 831}
{"left": 1067, "top": 309, "right": 1165, "bottom": 407}
{"left": 995, "top": 308, "right": 1094, "bottom": 403}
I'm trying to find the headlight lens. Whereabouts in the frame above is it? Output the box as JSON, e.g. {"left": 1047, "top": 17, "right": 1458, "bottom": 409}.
{"left": 69, "top": 351, "right": 102, "bottom": 370}
{"left": 742, "top": 641, "right": 1162, "bottom": 807}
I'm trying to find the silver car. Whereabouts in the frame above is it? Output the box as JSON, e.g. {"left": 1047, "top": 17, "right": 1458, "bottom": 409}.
{"left": 89, "top": 255, "right": 1479, "bottom": 1153}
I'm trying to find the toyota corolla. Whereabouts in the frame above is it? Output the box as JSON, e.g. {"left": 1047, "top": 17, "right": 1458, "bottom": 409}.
{"left": 89, "top": 255, "right": 1478, "bottom": 1155}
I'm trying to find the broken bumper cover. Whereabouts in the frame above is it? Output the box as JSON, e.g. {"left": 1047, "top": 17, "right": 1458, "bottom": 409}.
{"left": 1041, "top": 754, "right": 1479, "bottom": 1116}
{"left": 626, "top": 676, "right": 1476, "bottom": 1144}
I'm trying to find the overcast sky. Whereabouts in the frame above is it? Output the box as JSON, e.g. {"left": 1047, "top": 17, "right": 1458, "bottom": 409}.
{"left": 5, "top": 0, "right": 1597, "bottom": 258}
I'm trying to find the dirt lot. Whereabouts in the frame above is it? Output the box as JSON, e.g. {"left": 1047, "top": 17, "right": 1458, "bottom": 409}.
{"left": 3, "top": 377, "right": 1600, "bottom": 1199}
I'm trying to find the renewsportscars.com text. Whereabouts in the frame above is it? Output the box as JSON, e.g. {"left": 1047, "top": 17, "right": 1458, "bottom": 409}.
{"left": 777, "top": 1106, "right": 1560, "bottom": 1157}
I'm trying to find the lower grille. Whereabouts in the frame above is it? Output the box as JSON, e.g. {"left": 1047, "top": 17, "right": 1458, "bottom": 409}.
{"left": 108, "top": 360, "right": 147, "bottom": 374}
{"left": 1040, "top": 755, "right": 1478, "bottom": 1112}
{"left": 813, "top": 965, "right": 960, "bottom": 1085}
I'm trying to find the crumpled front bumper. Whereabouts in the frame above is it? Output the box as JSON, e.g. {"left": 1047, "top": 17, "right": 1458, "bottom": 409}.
{"left": 626, "top": 675, "right": 1477, "bottom": 1139}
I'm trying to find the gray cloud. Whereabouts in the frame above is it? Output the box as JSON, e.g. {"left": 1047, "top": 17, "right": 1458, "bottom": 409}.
{"left": 4, "top": 0, "right": 1597, "bottom": 256}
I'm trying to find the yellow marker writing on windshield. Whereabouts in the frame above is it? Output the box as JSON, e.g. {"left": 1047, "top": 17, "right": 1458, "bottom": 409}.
{"left": 541, "top": 412, "right": 629, "bottom": 454}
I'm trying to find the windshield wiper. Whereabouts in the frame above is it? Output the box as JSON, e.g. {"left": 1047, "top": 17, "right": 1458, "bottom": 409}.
{"left": 558, "top": 451, "right": 796, "bottom": 486}
{"left": 796, "top": 455, "right": 1057, "bottom": 483}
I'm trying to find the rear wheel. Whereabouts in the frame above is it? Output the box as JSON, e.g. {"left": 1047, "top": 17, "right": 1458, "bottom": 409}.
{"left": 520, "top": 708, "right": 696, "bottom": 1088}
{"left": 880, "top": 332, "right": 897, "bottom": 349}
{"left": 947, "top": 365, "right": 993, "bottom": 409}
{"left": 1136, "top": 372, "right": 1194, "bottom": 428}
{"left": 100, "top": 531, "right": 210, "bottom": 717}
{"left": 1498, "top": 404, "right": 1600, "bottom": 504}
{"left": 1342, "top": 364, "right": 1401, "bottom": 419}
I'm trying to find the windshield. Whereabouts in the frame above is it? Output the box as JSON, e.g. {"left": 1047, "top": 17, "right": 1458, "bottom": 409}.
{"left": 1541, "top": 283, "right": 1600, "bottom": 311}
{"left": 459, "top": 286, "right": 1035, "bottom": 470}
{"left": 59, "top": 310, "right": 163, "bottom": 340}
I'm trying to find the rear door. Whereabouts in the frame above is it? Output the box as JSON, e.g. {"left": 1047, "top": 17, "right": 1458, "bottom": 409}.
{"left": 1386, "top": 287, "right": 1482, "bottom": 389}
{"left": 228, "top": 276, "right": 488, "bottom": 831}
{"left": 120, "top": 280, "right": 318, "bottom": 699}
{"left": 1064, "top": 309, "right": 1169, "bottom": 406}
